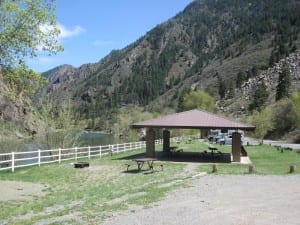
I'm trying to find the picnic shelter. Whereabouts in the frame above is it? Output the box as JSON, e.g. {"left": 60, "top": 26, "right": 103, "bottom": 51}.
{"left": 131, "top": 109, "right": 255, "bottom": 162}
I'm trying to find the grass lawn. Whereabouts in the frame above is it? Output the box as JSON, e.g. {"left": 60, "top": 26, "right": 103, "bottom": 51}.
{"left": 0, "top": 140, "right": 299, "bottom": 224}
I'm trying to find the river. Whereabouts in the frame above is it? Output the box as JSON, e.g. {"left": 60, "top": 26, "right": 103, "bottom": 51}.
{"left": 0, "top": 131, "right": 119, "bottom": 154}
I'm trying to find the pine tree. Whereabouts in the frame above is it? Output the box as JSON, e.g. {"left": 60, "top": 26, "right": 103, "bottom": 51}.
{"left": 249, "top": 82, "right": 269, "bottom": 111}
{"left": 276, "top": 63, "right": 291, "bottom": 101}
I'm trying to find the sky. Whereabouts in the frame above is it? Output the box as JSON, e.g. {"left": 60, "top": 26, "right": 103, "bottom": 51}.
{"left": 28, "top": 0, "right": 194, "bottom": 73}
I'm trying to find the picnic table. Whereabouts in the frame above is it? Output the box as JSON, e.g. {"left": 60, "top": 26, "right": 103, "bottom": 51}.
{"left": 208, "top": 146, "right": 218, "bottom": 154}
{"left": 132, "top": 157, "right": 157, "bottom": 171}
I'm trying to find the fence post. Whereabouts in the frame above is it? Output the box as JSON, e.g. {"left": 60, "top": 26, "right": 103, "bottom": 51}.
{"left": 109, "top": 145, "right": 113, "bottom": 156}
{"left": 38, "top": 149, "right": 41, "bottom": 167}
{"left": 75, "top": 147, "right": 78, "bottom": 161}
{"left": 99, "top": 146, "right": 102, "bottom": 158}
{"left": 11, "top": 152, "right": 15, "bottom": 173}
{"left": 88, "top": 146, "right": 91, "bottom": 159}
{"left": 59, "top": 148, "right": 61, "bottom": 163}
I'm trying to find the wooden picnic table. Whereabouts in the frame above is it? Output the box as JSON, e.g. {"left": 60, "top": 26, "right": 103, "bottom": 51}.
{"left": 208, "top": 146, "right": 218, "bottom": 154}
{"left": 132, "top": 157, "right": 157, "bottom": 171}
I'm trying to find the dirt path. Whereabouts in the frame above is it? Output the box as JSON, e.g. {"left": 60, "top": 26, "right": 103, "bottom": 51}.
{"left": 102, "top": 175, "right": 300, "bottom": 225}
{"left": 0, "top": 180, "right": 47, "bottom": 202}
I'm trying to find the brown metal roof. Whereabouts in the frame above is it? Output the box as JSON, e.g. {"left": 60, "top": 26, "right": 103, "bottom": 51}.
{"left": 131, "top": 109, "right": 255, "bottom": 131}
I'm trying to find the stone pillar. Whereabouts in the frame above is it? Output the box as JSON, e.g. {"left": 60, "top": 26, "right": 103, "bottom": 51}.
{"left": 146, "top": 128, "right": 155, "bottom": 157}
{"left": 200, "top": 129, "right": 209, "bottom": 139}
{"left": 232, "top": 132, "right": 241, "bottom": 162}
{"left": 163, "top": 130, "right": 170, "bottom": 153}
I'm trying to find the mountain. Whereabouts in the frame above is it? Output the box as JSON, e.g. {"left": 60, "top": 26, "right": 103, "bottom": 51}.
{"left": 42, "top": 0, "right": 300, "bottom": 120}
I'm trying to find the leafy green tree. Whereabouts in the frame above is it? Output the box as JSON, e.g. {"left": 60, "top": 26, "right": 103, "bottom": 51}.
{"left": 276, "top": 63, "right": 291, "bottom": 101}
{"left": 249, "top": 82, "right": 269, "bottom": 111}
{"left": 0, "top": 0, "right": 62, "bottom": 67}
{"left": 290, "top": 92, "right": 300, "bottom": 128}
{"left": 39, "top": 98, "right": 81, "bottom": 149}
{"left": 182, "top": 90, "right": 215, "bottom": 111}
{"left": 250, "top": 108, "right": 274, "bottom": 144}
{"left": 2, "top": 64, "right": 47, "bottom": 101}
{"left": 272, "top": 98, "right": 297, "bottom": 138}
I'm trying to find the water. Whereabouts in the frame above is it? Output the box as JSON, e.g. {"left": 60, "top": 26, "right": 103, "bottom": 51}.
{"left": 0, "top": 131, "right": 118, "bottom": 153}
{"left": 79, "top": 131, "right": 117, "bottom": 146}
{"left": 0, "top": 131, "right": 119, "bottom": 167}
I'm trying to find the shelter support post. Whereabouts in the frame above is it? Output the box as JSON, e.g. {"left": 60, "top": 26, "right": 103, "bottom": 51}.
{"left": 200, "top": 128, "right": 209, "bottom": 139}
{"left": 146, "top": 128, "right": 156, "bottom": 157}
{"left": 232, "top": 132, "right": 241, "bottom": 162}
{"left": 163, "top": 129, "right": 170, "bottom": 153}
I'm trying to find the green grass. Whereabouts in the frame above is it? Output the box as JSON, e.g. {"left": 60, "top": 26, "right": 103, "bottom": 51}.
{"left": 0, "top": 148, "right": 187, "bottom": 224}
{"left": 0, "top": 141, "right": 299, "bottom": 224}
{"left": 246, "top": 145, "right": 300, "bottom": 175}
{"left": 196, "top": 144, "right": 300, "bottom": 175}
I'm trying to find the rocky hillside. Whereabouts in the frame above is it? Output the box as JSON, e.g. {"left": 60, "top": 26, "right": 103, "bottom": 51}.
{"left": 0, "top": 78, "right": 40, "bottom": 137}
{"left": 217, "top": 50, "right": 300, "bottom": 114}
{"left": 41, "top": 0, "right": 300, "bottom": 119}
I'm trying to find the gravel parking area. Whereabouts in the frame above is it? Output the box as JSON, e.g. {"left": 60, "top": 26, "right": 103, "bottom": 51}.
{"left": 102, "top": 175, "right": 300, "bottom": 225}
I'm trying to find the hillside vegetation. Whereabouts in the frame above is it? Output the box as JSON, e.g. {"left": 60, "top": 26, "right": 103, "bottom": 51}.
{"left": 1, "top": 0, "right": 300, "bottom": 143}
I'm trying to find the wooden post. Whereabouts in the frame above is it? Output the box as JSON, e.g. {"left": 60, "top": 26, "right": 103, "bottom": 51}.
{"left": 289, "top": 165, "right": 296, "bottom": 173}
{"left": 146, "top": 129, "right": 155, "bottom": 157}
{"left": 248, "top": 164, "right": 255, "bottom": 174}
{"left": 232, "top": 132, "right": 241, "bottom": 162}
{"left": 163, "top": 129, "right": 170, "bottom": 153}
{"left": 88, "top": 146, "right": 91, "bottom": 159}
{"left": 99, "top": 146, "right": 102, "bottom": 158}
{"left": 200, "top": 129, "right": 209, "bottom": 139}
{"left": 212, "top": 164, "right": 218, "bottom": 173}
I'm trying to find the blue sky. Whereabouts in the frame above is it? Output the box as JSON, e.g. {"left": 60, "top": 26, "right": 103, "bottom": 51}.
{"left": 28, "top": 0, "right": 193, "bottom": 72}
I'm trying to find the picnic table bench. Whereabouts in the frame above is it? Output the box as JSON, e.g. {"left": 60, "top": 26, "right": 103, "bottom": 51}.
{"left": 125, "top": 157, "right": 163, "bottom": 172}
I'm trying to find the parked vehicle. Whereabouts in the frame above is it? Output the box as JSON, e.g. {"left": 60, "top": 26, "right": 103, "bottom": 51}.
{"left": 217, "top": 135, "right": 232, "bottom": 145}
{"left": 217, "top": 130, "right": 245, "bottom": 145}
{"left": 208, "top": 129, "right": 221, "bottom": 142}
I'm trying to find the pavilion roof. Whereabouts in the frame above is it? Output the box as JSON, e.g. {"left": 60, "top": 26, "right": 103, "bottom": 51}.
{"left": 131, "top": 109, "right": 255, "bottom": 131}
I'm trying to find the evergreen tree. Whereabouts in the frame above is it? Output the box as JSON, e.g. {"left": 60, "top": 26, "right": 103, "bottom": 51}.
{"left": 218, "top": 75, "right": 227, "bottom": 99}
{"left": 236, "top": 71, "right": 246, "bottom": 88}
{"left": 249, "top": 82, "right": 269, "bottom": 111}
{"left": 276, "top": 63, "right": 291, "bottom": 101}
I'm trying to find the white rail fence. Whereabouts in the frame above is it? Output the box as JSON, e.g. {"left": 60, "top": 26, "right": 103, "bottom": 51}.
{"left": 0, "top": 139, "right": 166, "bottom": 172}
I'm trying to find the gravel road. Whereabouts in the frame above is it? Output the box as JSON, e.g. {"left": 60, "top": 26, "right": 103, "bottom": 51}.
{"left": 102, "top": 175, "right": 300, "bottom": 225}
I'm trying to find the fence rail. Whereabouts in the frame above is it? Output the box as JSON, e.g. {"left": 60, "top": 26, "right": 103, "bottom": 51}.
{"left": 0, "top": 139, "right": 166, "bottom": 172}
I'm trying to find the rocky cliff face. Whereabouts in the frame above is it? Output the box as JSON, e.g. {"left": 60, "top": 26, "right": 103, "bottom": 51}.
{"left": 240, "top": 51, "right": 300, "bottom": 102}
{"left": 0, "top": 78, "right": 40, "bottom": 136}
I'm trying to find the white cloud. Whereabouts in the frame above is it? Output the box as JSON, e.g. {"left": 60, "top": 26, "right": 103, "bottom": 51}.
{"left": 58, "top": 23, "right": 85, "bottom": 39}
{"left": 39, "top": 23, "right": 85, "bottom": 40}
{"left": 93, "top": 40, "right": 114, "bottom": 46}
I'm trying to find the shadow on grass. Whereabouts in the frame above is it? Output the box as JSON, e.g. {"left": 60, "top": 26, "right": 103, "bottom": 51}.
{"left": 122, "top": 169, "right": 160, "bottom": 175}
{"left": 157, "top": 151, "right": 231, "bottom": 163}
{"left": 114, "top": 151, "right": 231, "bottom": 164}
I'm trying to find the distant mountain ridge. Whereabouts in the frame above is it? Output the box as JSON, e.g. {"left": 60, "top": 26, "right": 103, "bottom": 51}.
{"left": 41, "top": 0, "right": 300, "bottom": 118}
